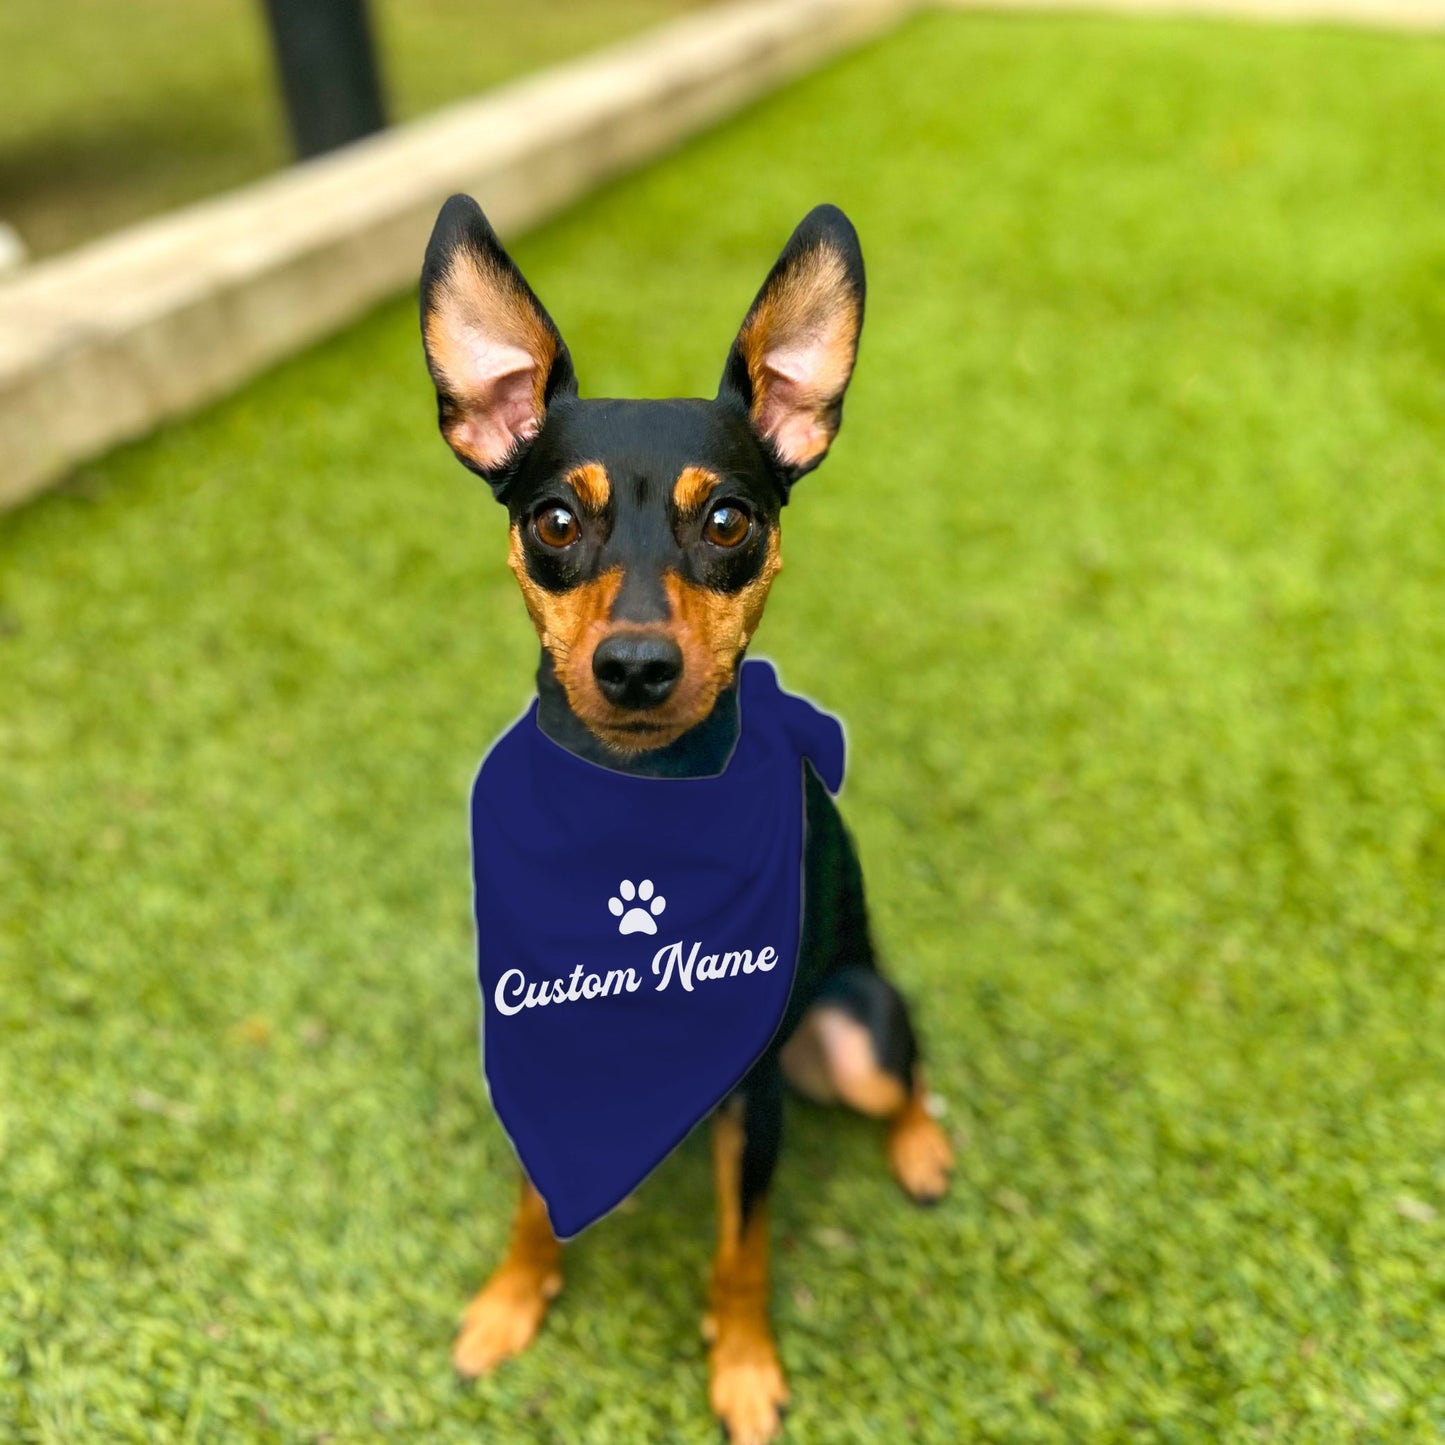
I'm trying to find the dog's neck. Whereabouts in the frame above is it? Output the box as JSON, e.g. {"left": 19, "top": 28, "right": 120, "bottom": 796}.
{"left": 534, "top": 650, "right": 740, "bottom": 779}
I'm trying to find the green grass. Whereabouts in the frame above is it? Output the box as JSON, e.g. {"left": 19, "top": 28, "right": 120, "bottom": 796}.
{"left": 0, "top": 0, "right": 705, "bottom": 258}
{"left": 5, "top": 10, "right": 1445, "bottom": 1441}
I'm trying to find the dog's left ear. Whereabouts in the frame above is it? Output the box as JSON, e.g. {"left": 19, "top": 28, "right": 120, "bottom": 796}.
{"left": 420, "top": 194, "right": 577, "bottom": 492}
{"left": 718, "top": 204, "right": 865, "bottom": 488}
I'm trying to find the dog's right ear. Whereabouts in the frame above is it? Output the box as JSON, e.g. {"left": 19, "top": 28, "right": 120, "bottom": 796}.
{"left": 420, "top": 194, "right": 577, "bottom": 491}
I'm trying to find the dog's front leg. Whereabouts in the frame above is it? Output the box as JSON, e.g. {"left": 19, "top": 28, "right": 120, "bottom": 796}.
{"left": 705, "top": 1063, "right": 788, "bottom": 1445}
{"left": 453, "top": 1173, "right": 562, "bottom": 1376}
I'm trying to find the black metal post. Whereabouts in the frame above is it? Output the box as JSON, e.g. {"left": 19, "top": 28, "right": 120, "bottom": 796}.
{"left": 261, "top": 0, "right": 387, "bottom": 160}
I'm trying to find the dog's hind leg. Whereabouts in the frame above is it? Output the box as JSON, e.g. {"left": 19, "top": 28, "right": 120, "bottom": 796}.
{"left": 706, "top": 1065, "right": 788, "bottom": 1445}
{"left": 781, "top": 967, "right": 954, "bottom": 1204}
{"left": 452, "top": 1173, "right": 563, "bottom": 1377}
{"left": 788, "top": 770, "right": 954, "bottom": 1202}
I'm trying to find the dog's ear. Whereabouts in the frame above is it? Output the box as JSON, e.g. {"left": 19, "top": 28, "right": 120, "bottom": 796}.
{"left": 420, "top": 194, "right": 577, "bottom": 491}
{"left": 718, "top": 204, "right": 865, "bottom": 488}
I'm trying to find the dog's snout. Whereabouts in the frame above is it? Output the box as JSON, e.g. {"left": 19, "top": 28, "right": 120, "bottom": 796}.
{"left": 592, "top": 633, "right": 682, "bottom": 710}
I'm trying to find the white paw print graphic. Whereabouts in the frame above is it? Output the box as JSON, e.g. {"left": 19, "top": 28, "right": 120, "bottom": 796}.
{"left": 608, "top": 878, "right": 666, "bottom": 936}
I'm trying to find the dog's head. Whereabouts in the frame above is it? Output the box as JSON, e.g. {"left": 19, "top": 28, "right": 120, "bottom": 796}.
{"left": 420, "top": 195, "right": 865, "bottom": 752}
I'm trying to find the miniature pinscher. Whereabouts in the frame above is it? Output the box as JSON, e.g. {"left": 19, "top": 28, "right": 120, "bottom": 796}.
{"left": 420, "top": 194, "right": 954, "bottom": 1445}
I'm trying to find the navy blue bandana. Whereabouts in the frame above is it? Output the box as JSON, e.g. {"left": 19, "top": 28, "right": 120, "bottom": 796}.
{"left": 469, "top": 659, "right": 844, "bottom": 1238}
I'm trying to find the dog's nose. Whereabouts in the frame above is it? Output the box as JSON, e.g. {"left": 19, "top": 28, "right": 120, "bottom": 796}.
{"left": 592, "top": 633, "right": 682, "bottom": 710}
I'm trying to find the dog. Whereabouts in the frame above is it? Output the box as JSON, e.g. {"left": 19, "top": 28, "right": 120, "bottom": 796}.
{"left": 419, "top": 193, "right": 954, "bottom": 1445}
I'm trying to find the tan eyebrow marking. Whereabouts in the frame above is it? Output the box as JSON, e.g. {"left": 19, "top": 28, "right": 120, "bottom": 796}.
{"left": 567, "top": 462, "right": 611, "bottom": 512}
{"left": 673, "top": 464, "right": 723, "bottom": 515}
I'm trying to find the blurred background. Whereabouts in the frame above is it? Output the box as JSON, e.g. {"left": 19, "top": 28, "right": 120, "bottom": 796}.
{"left": 0, "top": 0, "right": 708, "bottom": 260}
{"left": 4, "top": 2, "right": 1445, "bottom": 1442}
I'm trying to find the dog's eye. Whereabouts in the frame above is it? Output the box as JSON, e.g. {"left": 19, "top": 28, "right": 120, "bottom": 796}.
{"left": 703, "top": 504, "right": 751, "bottom": 549}
{"left": 532, "top": 505, "right": 580, "bottom": 549}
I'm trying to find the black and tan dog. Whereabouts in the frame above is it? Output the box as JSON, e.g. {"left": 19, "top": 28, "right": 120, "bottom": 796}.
{"left": 420, "top": 194, "right": 953, "bottom": 1445}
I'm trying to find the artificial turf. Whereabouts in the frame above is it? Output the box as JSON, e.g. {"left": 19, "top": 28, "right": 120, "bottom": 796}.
{"left": 5, "top": 9, "right": 1445, "bottom": 1442}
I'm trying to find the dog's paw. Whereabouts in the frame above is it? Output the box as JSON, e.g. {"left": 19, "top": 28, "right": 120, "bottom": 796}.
{"left": 452, "top": 1264, "right": 561, "bottom": 1377}
{"left": 887, "top": 1103, "right": 955, "bottom": 1205}
{"left": 708, "top": 1316, "right": 789, "bottom": 1445}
